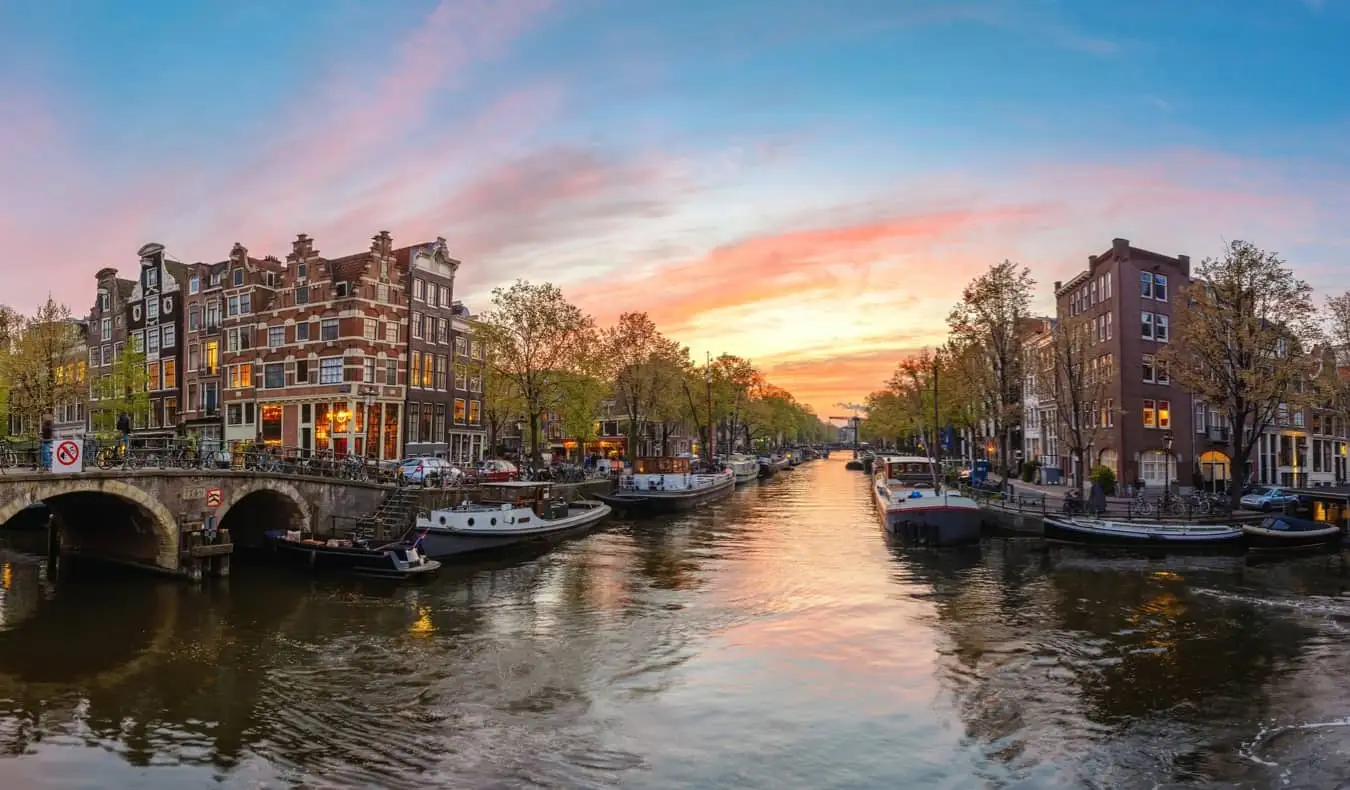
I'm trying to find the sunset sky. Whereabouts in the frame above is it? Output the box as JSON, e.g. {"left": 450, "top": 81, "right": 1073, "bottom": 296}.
{"left": 2, "top": 1, "right": 1347, "bottom": 416}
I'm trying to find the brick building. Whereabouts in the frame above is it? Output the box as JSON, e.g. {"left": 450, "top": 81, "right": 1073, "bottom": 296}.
{"left": 127, "top": 243, "right": 188, "bottom": 438}
{"left": 1052, "top": 237, "right": 1193, "bottom": 488}
{"left": 399, "top": 238, "right": 460, "bottom": 459}
{"left": 87, "top": 267, "right": 135, "bottom": 432}
{"left": 180, "top": 260, "right": 227, "bottom": 450}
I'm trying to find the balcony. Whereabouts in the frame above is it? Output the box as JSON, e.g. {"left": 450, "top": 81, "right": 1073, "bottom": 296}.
{"left": 1207, "top": 426, "right": 1229, "bottom": 443}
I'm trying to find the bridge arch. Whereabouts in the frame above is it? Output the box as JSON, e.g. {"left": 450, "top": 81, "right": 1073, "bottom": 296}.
{"left": 217, "top": 479, "right": 311, "bottom": 547}
{"left": 0, "top": 478, "right": 179, "bottom": 571}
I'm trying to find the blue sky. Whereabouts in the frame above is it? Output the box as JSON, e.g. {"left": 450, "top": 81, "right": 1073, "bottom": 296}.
{"left": 1, "top": 0, "right": 1346, "bottom": 410}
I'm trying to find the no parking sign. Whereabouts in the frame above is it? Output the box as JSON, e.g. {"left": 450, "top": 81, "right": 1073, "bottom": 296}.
{"left": 54, "top": 440, "right": 82, "bottom": 473}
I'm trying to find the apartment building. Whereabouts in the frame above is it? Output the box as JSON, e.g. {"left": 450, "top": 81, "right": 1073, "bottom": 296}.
{"left": 1053, "top": 237, "right": 1194, "bottom": 488}
{"left": 449, "top": 307, "right": 487, "bottom": 463}
{"left": 54, "top": 320, "right": 90, "bottom": 438}
{"left": 215, "top": 232, "right": 409, "bottom": 459}
{"left": 127, "top": 243, "right": 188, "bottom": 437}
{"left": 180, "top": 260, "right": 227, "bottom": 449}
{"left": 1021, "top": 320, "right": 1061, "bottom": 483}
{"left": 87, "top": 267, "right": 135, "bottom": 432}
{"left": 400, "top": 239, "right": 461, "bottom": 459}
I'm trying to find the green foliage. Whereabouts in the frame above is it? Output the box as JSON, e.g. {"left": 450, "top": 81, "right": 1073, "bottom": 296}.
{"left": 91, "top": 346, "right": 150, "bottom": 434}
{"left": 1089, "top": 464, "right": 1117, "bottom": 496}
{"left": 1020, "top": 458, "right": 1040, "bottom": 483}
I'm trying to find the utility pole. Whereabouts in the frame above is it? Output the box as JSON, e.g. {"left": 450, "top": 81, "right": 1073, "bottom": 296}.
{"left": 705, "top": 351, "right": 715, "bottom": 465}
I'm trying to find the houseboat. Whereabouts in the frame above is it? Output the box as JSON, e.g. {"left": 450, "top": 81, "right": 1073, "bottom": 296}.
{"left": 758, "top": 454, "right": 790, "bottom": 478}
{"left": 264, "top": 529, "right": 441, "bottom": 580}
{"left": 873, "top": 455, "right": 982, "bottom": 546}
{"left": 414, "top": 481, "right": 611, "bottom": 557}
{"left": 597, "top": 456, "right": 735, "bottom": 514}
{"left": 726, "top": 454, "right": 761, "bottom": 485}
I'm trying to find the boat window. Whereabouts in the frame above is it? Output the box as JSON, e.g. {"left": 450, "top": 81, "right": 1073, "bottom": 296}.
{"left": 634, "top": 457, "right": 691, "bottom": 474}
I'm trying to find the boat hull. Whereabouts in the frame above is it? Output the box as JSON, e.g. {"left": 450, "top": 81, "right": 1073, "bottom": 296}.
{"left": 418, "top": 503, "right": 612, "bottom": 558}
{"left": 733, "top": 469, "right": 760, "bottom": 485}
{"left": 874, "top": 490, "right": 982, "bottom": 546}
{"left": 1242, "top": 524, "right": 1342, "bottom": 551}
{"left": 1043, "top": 517, "right": 1244, "bottom": 550}
{"left": 265, "top": 533, "right": 441, "bottom": 579}
{"left": 597, "top": 477, "right": 735, "bottom": 515}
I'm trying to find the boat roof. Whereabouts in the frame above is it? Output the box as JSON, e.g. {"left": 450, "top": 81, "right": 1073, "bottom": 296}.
{"left": 481, "top": 480, "right": 552, "bottom": 488}
{"left": 877, "top": 455, "right": 936, "bottom": 463}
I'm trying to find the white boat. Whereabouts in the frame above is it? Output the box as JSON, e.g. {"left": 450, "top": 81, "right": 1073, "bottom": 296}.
{"left": 873, "top": 455, "right": 982, "bottom": 546}
{"left": 414, "top": 481, "right": 611, "bottom": 558}
{"left": 1042, "top": 516, "right": 1243, "bottom": 548}
{"left": 726, "top": 454, "right": 760, "bottom": 484}
{"left": 597, "top": 456, "right": 735, "bottom": 514}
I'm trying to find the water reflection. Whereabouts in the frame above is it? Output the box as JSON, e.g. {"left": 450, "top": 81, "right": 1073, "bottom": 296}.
{"left": 5, "top": 462, "right": 1350, "bottom": 787}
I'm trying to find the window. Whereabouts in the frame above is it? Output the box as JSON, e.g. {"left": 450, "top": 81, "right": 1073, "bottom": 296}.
{"left": 163, "top": 295, "right": 173, "bottom": 314}
{"left": 1105, "top": 398, "right": 1114, "bottom": 427}
{"left": 435, "top": 404, "right": 446, "bottom": 440}
{"left": 377, "top": 282, "right": 388, "bottom": 303}
{"left": 470, "top": 373, "right": 481, "bottom": 393}
{"left": 187, "top": 383, "right": 199, "bottom": 411}
{"left": 188, "top": 344, "right": 199, "bottom": 372}
{"left": 1142, "top": 398, "right": 1156, "bottom": 428}
{"left": 147, "top": 328, "right": 161, "bottom": 354}
{"left": 295, "top": 359, "right": 310, "bottom": 384}
{"left": 88, "top": 348, "right": 98, "bottom": 369}
{"left": 228, "top": 363, "right": 253, "bottom": 389}
{"left": 296, "top": 322, "right": 310, "bottom": 341}
{"left": 1090, "top": 280, "right": 1098, "bottom": 305}
{"left": 1156, "top": 358, "right": 1169, "bottom": 385}
{"left": 427, "top": 283, "right": 438, "bottom": 308}
{"left": 364, "top": 358, "right": 375, "bottom": 383}
{"left": 319, "top": 357, "right": 343, "bottom": 384}
{"left": 1153, "top": 273, "right": 1167, "bottom": 301}
{"left": 469, "top": 400, "right": 481, "bottom": 425}
{"left": 298, "top": 262, "right": 308, "bottom": 279}
{"left": 206, "top": 300, "right": 220, "bottom": 329}
{"left": 454, "top": 398, "right": 467, "bottom": 424}
{"left": 233, "top": 268, "right": 244, "bottom": 286}
{"left": 440, "top": 286, "right": 450, "bottom": 306}
{"left": 101, "top": 317, "right": 112, "bottom": 340}
{"left": 1195, "top": 401, "right": 1207, "bottom": 433}
{"left": 269, "top": 326, "right": 285, "bottom": 347}
{"left": 227, "top": 295, "right": 239, "bottom": 317}
{"left": 422, "top": 354, "right": 433, "bottom": 389}
{"left": 264, "top": 363, "right": 285, "bottom": 389}
{"left": 163, "top": 359, "right": 176, "bottom": 389}
{"left": 437, "top": 318, "right": 448, "bottom": 344}
{"left": 1104, "top": 311, "right": 1112, "bottom": 340}
{"left": 413, "top": 279, "right": 425, "bottom": 301}
{"left": 321, "top": 318, "right": 339, "bottom": 341}
{"left": 386, "top": 323, "right": 398, "bottom": 343}
{"left": 1154, "top": 314, "right": 1168, "bottom": 342}
{"left": 147, "top": 299, "right": 159, "bottom": 319}
{"left": 385, "top": 358, "right": 397, "bottom": 385}
{"left": 148, "top": 361, "right": 160, "bottom": 391}
{"left": 145, "top": 268, "right": 158, "bottom": 288}
{"left": 435, "top": 355, "right": 447, "bottom": 390}
{"left": 189, "top": 276, "right": 199, "bottom": 294}
{"left": 335, "top": 282, "right": 349, "bottom": 298}
{"left": 412, "top": 312, "right": 425, "bottom": 339}
{"left": 204, "top": 340, "right": 218, "bottom": 373}
{"left": 1141, "top": 311, "right": 1153, "bottom": 339}
{"left": 407, "top": 404, "right": 421, "bottom": 443}
{"left": 295, "top": 285, "right": 309, "bottom": 305}
{"left": 471, "top": 340, "right": 482, "bottom": 360}
{"left": 239, "top": 293, "right": 251, "bottom": 314}
{"left": 1140, "top": 271, "right": 1152, "bottom": 298}
{"left": 99, "top": 290, "right": 110, "bottom": 311}
{"left": 1142, "top": 354, "right": 1155, "bottom": 383}
{"left": 1158, "top": 399, "right": 1171, "bottom": 429}
{"left": 188, "top": 305, "right": 200, "bottom": 331}
{"left": 411, "top": 351, "right": 422, "bottom": 387}
{"left": 162, "top": 324, "right": 175, "bottom": 348}
{"left": 364, "top": 318, "right": 376, "bottom": 340}
{"left": 455, "top": 363, "right": 467, "bottom": 390}
{"left": 114, "top": 341, "right": 124, "bottom": 361}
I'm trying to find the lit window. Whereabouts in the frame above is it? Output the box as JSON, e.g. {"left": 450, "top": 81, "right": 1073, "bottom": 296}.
{"left": 1142, "top": 398, "right": 1156, "bottom": 428}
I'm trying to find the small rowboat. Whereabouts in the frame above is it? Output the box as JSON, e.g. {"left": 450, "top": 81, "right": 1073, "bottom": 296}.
{"left": 1042, "top": 517, "right": 1243, "bottom": 548}
{"left": 1242, "top": 515, "right": 1342, "bottom": 552}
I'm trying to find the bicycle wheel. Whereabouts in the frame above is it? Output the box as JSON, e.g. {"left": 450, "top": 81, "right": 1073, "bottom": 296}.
{"left": 97, "top": 448, "right": 114, "bottom": 470}
{"left": 1168, "top": 500, "right": 1186, "bottom": 517}
{"left": 0, "top": 448, "right": 15, "bottom": 469}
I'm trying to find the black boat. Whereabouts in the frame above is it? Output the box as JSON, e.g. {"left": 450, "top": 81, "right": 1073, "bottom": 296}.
{"left": 264, "top": 529, "right": 441, "bottom": 580}
{"left": 1242, "top": 515, "right": 1342, "bottom": 552}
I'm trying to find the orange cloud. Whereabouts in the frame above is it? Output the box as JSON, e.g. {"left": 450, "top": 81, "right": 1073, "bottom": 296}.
{"left": 759, "top": 347, "right": 933, "bottom": 416}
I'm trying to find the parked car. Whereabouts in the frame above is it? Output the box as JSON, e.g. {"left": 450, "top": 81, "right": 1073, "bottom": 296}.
{"left": 1240, "top": 486, "right": 1301, "bottom": 512}
{"left": 476, "top": 459, "right": 519, "bottom": 482}
{"left": 398, "top": 456, "right": 463, "bottom": 486}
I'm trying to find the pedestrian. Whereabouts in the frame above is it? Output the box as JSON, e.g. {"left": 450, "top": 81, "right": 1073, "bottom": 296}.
{"left": 39, "top": 413, "right": 54, "bottom": 471}
{"left": 116, "top": 411, "right": 131, "bottom": 456}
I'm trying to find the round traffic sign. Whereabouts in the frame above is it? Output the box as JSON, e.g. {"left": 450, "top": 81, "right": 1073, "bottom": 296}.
{"left": 56, "top": 440, "right": 80, "bottom": 466}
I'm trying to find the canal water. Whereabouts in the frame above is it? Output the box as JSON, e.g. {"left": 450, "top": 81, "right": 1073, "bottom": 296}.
{"left": 3, "top": 459, "right": 1350, "bottom": 788}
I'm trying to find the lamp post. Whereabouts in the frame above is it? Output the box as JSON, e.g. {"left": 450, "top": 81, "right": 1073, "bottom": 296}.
{"left": 1163, "top": 429, "right": 1175, "bottom": 498}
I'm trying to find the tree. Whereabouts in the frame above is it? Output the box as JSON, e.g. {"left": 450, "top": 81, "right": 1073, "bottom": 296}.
{"left": 1037, "top": 316, "right": 1109, "bottom": 489}
{"left": 478, "top": 340, "right": 525, "bottom": 457}
{"left": 709, "top": 354, "right": 759, "bottom": 454}
{"left": 477, "top": 280, "right": 595, "bottom": 468}
{"left": 1160, "top": 240, "right": 1321, "bottom": 508}
{"left": 2, "top": 298, "right": 86, "bottom": 436}
{"left": 1323, "top": 292, "right": 1350, "bottom": 437}
{"left": 92, "top": 345, "right": 150, "bottom": 434}
{"left": 604, "top": 312, "right": 688, "bottom": 458}
{"left": 555, "top": 371, "right": 609, "bottom": 458}
{"left": 947, "top": 261, "right": 1036, "bottom": 476}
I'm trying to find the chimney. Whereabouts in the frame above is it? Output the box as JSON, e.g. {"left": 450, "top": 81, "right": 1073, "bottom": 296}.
{"left": 290, "top": 233, "right": 314, "bottom": 262}
{"left": 1088, "top": 254, "right": 1098, "bottom": 267}
{"left": 1053, "top": 280, "right": 1062, "bottom": 292}
{"left": 1112, "top": 238, "right": 1130, "bottom": 258}
{"left": 1177, "top": 254, "right": 1191, "bottom": 275}
{"left": 371, "top": 230, "right": 393, "bottom": 257}
{"left": 229, "top": 242, "right": 248, "bottom": 263}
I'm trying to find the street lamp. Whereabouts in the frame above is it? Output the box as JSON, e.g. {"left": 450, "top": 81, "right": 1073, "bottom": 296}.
{"left": 1162, "top": 430, "right": 1175, "bottom": 489}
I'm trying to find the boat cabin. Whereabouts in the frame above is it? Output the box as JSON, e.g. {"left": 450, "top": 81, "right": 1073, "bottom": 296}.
{"left": 878, "top": 456, "right": 939, "bottom": 484}
{"left": 479, "top": 481, "right": 567, "bottom": 519}
{"left": 633, "top": 457, "right": 691, "bottom": 475}
{"left": 622, "top": 456, "right": 720, "bottom": 492}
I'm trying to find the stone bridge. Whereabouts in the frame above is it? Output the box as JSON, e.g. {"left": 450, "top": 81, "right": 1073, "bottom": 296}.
{"left": 0, "top": 470, "right": 388, "bottom": 576}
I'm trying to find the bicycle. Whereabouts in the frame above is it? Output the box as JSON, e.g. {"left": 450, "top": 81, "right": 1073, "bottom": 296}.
{"left": 1130, "top": 491, "right": 1155, "bottom": 519}
{"left": 0, "top": 440, "right": 17, "bottom": 471}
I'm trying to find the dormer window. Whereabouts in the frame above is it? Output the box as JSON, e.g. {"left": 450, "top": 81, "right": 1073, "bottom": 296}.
{"left": 298, "top": 262, "right": 308, "bottom": 280}
{"left": 189, "top": 276, "right": 200, "bottom": 294}
{"left": 335, "top": 282, "right": 350, "bottom": 298}
{"left": 233, "top": 268, "right": 244, "bottom": 287}
{"left": 145, "top": 268, "right": 158, "bottom": 288}
{"left": 133, "top": 305, "right": 142, "bottom": 322}
{"left": 98, "top": 290, "right": 109, "bottom": 311}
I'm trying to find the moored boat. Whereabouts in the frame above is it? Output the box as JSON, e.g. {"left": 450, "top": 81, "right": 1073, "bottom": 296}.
{"left": 1242, "top": 515, "right": 1342, "bottom": 552}
{"left": 1042, "top": 517, "right": 1243, "bottom": 549}
{"left": 597, "top": 456, "right": 735, "bottom": 515}
{"left": 726, "top": 454, "right": 761, "bottom": 485}
{"left": 758, "top": 455, "right": 788, "bottom": 478}
{"left": 873, "top": 455, "right": 982, "bottom": 546}
{"left": 414, "top": 481, "right": 611, "bottom": 558}
{"left": 264, "top": 529, "right": 441, "bottom": 580}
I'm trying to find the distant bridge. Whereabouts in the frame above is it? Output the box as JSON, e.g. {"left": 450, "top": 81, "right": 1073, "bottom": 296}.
{"left": 0, "top": 470, "right": 388, "bottom": 576}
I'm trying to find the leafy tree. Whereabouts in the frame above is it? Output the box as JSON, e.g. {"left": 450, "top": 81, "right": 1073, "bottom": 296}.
{"left": 92, "top": 345, "right": 150, "bottom": 435}
{"left": 604, "top": 312, "right": 688, "bottom": 458}
{"left": 947, "top": 261, "right": 1036, "bottom": 476}
{"left": 1036, "top": 315, "right": 1110, "bottom": 490}
{"left": 476, "top": 332, "right": 525, "bottom": 457}
{"left": 477, "top": 280, "right": 595, "bottom": 467}
{"left": 1160, "top": 240, "right": 1321, "bottom": 508}
{"left": 1, "top": 298, "right": 86, "bottom": 437}
{"left": 555, "top": 371, "right": 609, "bottom": 458}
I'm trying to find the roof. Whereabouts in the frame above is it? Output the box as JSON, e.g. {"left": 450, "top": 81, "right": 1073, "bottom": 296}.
{"left": 877, "top": 455, "right": 937, "bottom": 463}
{"left": 481, "top": 481, "right": 552, "bottom": 488}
